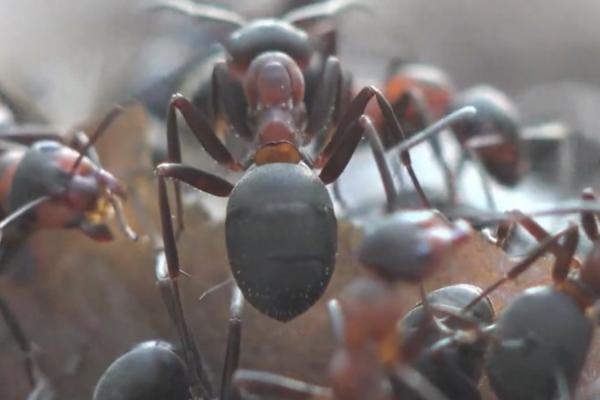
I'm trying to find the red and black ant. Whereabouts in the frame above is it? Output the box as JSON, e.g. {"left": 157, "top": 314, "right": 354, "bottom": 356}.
{"left": 0, "top": 103, "right": 137, "bottom": 270}
{"left": 364, "top": 62, "right": 569, "bottom": 213}
{"left": 150, "top": 0, "right": 477, "bottom": 322}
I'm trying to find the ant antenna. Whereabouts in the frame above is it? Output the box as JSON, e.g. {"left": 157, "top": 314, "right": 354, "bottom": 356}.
{"left": 283, "top": 0, "right": 370, "bottom": 25}
{"left": 146, "top": 0, "right": 246, "bottom": 28}
{"left": 68, "top": 105, "right": 124, "bottom": 177}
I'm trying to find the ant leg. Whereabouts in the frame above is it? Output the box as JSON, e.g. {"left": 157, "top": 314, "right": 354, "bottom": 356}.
{"left": 462, "top": 223, "right": 579, "bottom": 312}
{"left": 0, "top": 296, "right": 56, "bottom": 399}
{"left": 147, "top": 0, "right": 246, "bottom": 27}
{"left": 213, "top": 62, "right": 253, "bottom": 140}
{"left": 327, "top": 299, "right": 345, "bottom": 346}
{"left": 317, "top": 86, "right": 431, "bottom": 205}
{"left": 504, "top": 210, "right": 579, "bottom": 280}
{"left": 221, "top": 286, "right": 244, "bottom": 400}
{"left": 0, "top": 296, "right": 36, "bottom": 386}
{"left": 234, "top": 370, "right": 333, "bottom": 400}
{"left": 68, "top": 105, "right": 124, "bottom": 175}
{"left": 395, "top": 89, "right": 456, "bottom": 204}
{"left": 581, "top": 187, "right": 599, "bottom": 240}
{"left": 0, "top": 126, "right": 66, "bottom": 145}
{"left": 167, "top": 94, "right": 241, "bottom": 169}
{"left": 360, "top": 116, "right": 398, "bottom": 210}
{"left": 167, "top": 93, "right": 240, "bottom": 237}
{"left": 69, "top": 131, "right": 100, "bottom": 164}
{"left": 156, "top": 176, "right": 215, "bottom": 399}
{"left": 316, "top": 86, "right": 378, "bottom": 167}
{"left": 156, "top": 163, "right": 234, "bottom": 197}
{"left": 305, "top": 56, "right": 342, "bottom": 149}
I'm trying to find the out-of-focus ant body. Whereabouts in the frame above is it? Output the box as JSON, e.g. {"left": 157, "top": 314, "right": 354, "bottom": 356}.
{"left": 449, "top": 196, "right": 600, "bottom": 400}
{"left": 0, "top": 105, "right": 136, "bottom": 270}
{"left": 232, "top": 208, "right": 480, "bottom": 400}
{"left": 364, "top": 62, "right": 568, "bottom": 213}
{"left": 151, "top": 0, "right": 477, "bottom": 322}
{"left": 93, "top": 340, "right": 190, "bottom": 400}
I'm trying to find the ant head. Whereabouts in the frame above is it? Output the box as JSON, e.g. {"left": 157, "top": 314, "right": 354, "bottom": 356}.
{"left": 225, "top": 20, "right": 312, "bottom": 78}
{"left": 358, "top": 210, "right": 472, "bottom": 283}
{"left": 8, "top": 140, "right": 126, "bottom": 240}
{"left": 243, "top": 51, "right": 305, "bottom": 111}
{"left": 450, "top": 86, "right": 525, "bottom": 186}
{"left": 242, "top": 52, "right": 306, "bottom": 153}
{"left": 386, "top": 63, "right": 456, "bottom": 122}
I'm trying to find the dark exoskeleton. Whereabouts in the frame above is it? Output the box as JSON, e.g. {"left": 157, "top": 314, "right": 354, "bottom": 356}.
{"left": 0, "top": 104, "right": 136, "bottom": 271}
{"left": 456, "top": 194, "right": 600, "bottom": 400}
{"left": 150, "top": 0, "right": 476, "bottom": 323}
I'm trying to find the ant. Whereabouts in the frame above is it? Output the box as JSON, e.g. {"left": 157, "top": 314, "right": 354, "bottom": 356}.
{"left": 231, "top": 119, "right": 485, "bottom": 400}
{"left": 447, "top": 197, "right": 600, "bottom": 400}
{"left": 93, "top": 340, "right": 189, "bottom": 400}
{"left": 0, "top": 105, "right": 137, "bottom": 270}
{"left": 146, "top": 0, "right": 361, "bottom": 152}
{"left": 367, "top": 61, "right": 568, "bottom": 211}
{"left": 231, "top": 209, "right": 480, "bottom": 400}
{"left": 151, "top": 0, "right": 477, "bottom": 321}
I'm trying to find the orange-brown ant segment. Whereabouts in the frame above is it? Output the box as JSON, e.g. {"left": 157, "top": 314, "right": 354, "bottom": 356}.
{"left": 254, "top": 143, "right": 302, "bottom": 165}
{"left": 384, "top": 64, "right": 455, "bottom": 128}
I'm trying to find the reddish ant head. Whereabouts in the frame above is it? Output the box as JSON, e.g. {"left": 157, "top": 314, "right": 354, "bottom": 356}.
{"left": 450, "top": 86, "right": 526, "bottom": 186}
{"left": 385, "top": 63, "right": 455, "bottom": 129}
{"left": 9, "top": 141, "right": 126, "bottom": 240}
{"left": 358, "top": 210, "right": 472, "bottom": 282}
{"left": 225, "top": 20, "right": 312, "bottom": 78}
{"left": 243, "top": 52, "right": 306, "bottom": 164}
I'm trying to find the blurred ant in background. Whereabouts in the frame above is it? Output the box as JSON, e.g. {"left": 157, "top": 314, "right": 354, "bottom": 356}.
{"left": 0, "top": 91, "right": 137, "bottom": 272}
{"left": 358, "top": 60, "right": 569, "bottom": 215}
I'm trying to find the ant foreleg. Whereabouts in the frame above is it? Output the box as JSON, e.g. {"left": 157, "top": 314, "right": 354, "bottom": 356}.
{"left": 221, "top": 286, "right": 244, "bottom": 400}
{"left": 156, "top": 177, "right": 215, "bottom": 399}
{"left": 462, "top": 223, "right": 579, "bottom": 312}
{"left": 156, "top": 163, "right": 234, "bottom": 198}
{"left": 391, "top": 89, "right": 456, "bottom": 204}
{"left": 213, "top": 62, "right": 253, "bottom": 140}
{"left": 166, "top": 94, "right": 241, "bottom": 236}
{"left": 305, "top": 56, "right": 342, "bottom": 149}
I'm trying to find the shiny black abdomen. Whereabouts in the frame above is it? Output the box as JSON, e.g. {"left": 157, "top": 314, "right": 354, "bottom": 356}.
{"left": 225, "top": 163, "right": 337, "bottom": 321}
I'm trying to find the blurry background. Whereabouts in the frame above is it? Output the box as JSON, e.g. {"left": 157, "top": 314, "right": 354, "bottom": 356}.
{"left": 1, "top": 0, "right": 600, "bottom": 398}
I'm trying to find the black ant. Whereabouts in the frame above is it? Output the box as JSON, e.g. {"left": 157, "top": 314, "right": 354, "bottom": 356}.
{"left": 0, "top": 105, "right": 137, "bottom": 270}
{"left": 145, "top": 0, "right": 361, "bottom": 155}
{"left": 231, "top": 114, "right": 482, "bottom": 400}
{"left": 93, "top": 340, "right": 189, "bottom": 400}
{"left": 151, "top": 0, "right": 477, "bottom": 322}
{"left": 448, "top": 197, "right": 600, "bottom": 400}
